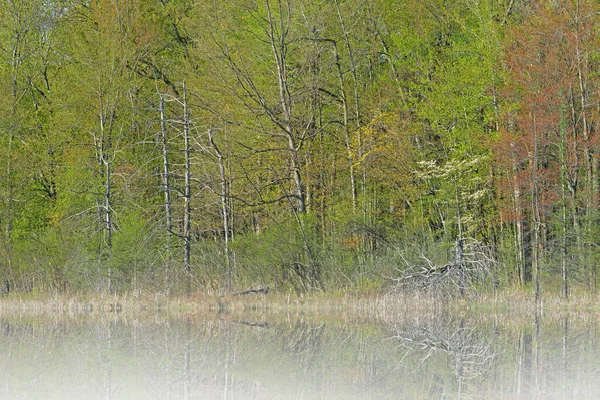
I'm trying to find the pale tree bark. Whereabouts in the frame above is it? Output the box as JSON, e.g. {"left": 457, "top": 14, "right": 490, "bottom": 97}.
{"left": 216, "top": 0, "right": 308, "bottom": 214}
{"left": 208, "top": 129, "right": 232, "bottom": 292}
{"left": 573, "top": 1, "right": 597, "bottom": 288}
{"left": 331, "top": 39, "right": 357, "bottom": 212}
{"left": 182, "top": 83, "right": 192, "bottom": 292}
{"left": 159, "top": 94, "right": 174, "bottom": 288}
{"left": 266, "top": 0, "right": 306, "bottom": 213}
{"left": 559, "top": 120, "right": 569, "bottom": 299}
{"left": 513, "top": 169, "right": 525, "bottom": 287}
{"left": 160, "top": 96, "right": 173, "bottom": 236}
{"left": 334, "top": 0, "right": 362, "bottom": 212}
{"left": 96, "top": 91, "right": 115, "bottom": 291}
{"left": 455, "top": 187, "right": 465, "bottom": 297}
{"left": 531, "top": 114, "right": 541, "bottom": 305}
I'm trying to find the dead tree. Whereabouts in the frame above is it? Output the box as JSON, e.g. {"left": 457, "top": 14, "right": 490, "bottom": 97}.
{"left": 182, "top": 83, "right": 192, "bottom": 292}
{"left": 158, "top": 84, "right": 194, "bottom": 292}
{"left": 208, "top": 128, "right": 232, "bottom": 292}
{"left": 159, "top": 95, "right": 173, "bottom": 238}
{"left": 390, "top": 238, "right": 496, "bottom": 297}
{"left": 94, "top": 91, "right": 117, "bottom": 292}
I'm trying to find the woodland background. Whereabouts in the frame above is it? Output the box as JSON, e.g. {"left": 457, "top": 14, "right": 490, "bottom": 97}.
{"left": 1, "top": 0, "right": 598, "bottom": 297}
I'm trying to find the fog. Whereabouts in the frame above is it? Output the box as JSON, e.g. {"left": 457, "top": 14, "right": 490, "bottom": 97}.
{"left": 1, "top": 310, "right": 599, "bottom": 399}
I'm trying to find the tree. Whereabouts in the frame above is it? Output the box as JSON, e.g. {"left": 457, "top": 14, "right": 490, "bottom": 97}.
{"left": 0, "top": 0, "right": 68, "bottom": 290}
{"left": 500, "top": 0, "right": 600, "bottom": 298}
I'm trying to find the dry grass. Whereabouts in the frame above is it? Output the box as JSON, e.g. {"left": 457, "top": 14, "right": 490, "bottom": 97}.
{"left": 0, "top": 290, "right": 379, "bottom": 319}
{"left": 1, "top": 287, "right": 600, "bottom": 322}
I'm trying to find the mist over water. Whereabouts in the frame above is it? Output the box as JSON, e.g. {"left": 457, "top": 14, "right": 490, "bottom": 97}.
{"left": 1, "top": 310, "right": 599, "bottom": 399}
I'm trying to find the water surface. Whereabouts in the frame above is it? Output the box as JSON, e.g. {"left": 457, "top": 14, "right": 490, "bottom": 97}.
{"left": 1, "top": 309, "right": 599, "bottom": 399}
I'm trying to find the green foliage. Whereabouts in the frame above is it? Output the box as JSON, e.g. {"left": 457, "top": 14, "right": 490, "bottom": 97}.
{"left": 108, "top": 210, "right": 154, "bottom": 291}
{"left": 230, "top": 218, "right": 308, "bottom": 290}
{"left": 0, "top": 0, "right": 598, "bottom": 298}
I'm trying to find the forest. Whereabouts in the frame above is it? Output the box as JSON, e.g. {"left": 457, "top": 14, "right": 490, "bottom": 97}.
{"left": 1, "top": 0, "right": 599, "bottom": 299}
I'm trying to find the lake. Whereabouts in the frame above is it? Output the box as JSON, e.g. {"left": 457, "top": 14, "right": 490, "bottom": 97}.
{"left": 1, "top": 306, "right": 599, "bottom": 399}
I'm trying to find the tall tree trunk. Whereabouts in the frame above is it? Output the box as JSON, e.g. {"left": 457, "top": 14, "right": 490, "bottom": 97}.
{"left": 513, "top": 169, "right": 525, "bottom": 287}
{"left": 560, "top": 95, "right": 573, "bottom": 300}
{"left": 455, "top": 187, "right": 465, "bottom": 297}
{"left": 182, "top": 83, "right": 192, "bottom": 292}
{"left": 160, "top": 96, "right": 173, "bottom": 236}
{"left": 331, "top": 40, "right": 358, "bottom": 213}
{"left": 334, "top": 0, "right": 363, "bottom": 212}
{"left": 532, "top": 115, "right": 540, "bottom": 305}
{"left": 532, "top": 194, "right": 540, "bottom": 305}
{"left": 160, "top": 95, "right": 174, "bottom": 288}
{"left": 103, "top": 144, "right": 112, "bottom": 258}
{"left": 560, "top": 131, "right": 569, "bottom": 300}
{"left": 573, "top": 7, "right": 596, "bottom": 287}
{"left": 266, "top": 0, "right": 306, "bottom": 213}
{"left": 98, "top": 93, "right": 113, "bottom": 292}
{"left": 209, "top": 129, "right": 232, "bottom": 292}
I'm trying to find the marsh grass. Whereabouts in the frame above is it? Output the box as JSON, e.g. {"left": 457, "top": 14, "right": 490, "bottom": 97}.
{"left": 1, "top": 287, "right": 600, "bottom": 322}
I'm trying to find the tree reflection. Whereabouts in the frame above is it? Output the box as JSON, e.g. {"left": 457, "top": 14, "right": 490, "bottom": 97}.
{"left": 386, "top": 315, "right": 497, "bottom": 399}
{"left": 0, "top": 312, "right": 599, "bottom": 399}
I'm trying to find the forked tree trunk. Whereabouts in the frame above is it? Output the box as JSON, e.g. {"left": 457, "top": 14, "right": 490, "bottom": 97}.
{"left": 266, "top": 0, "right": 306, "bottom": 213}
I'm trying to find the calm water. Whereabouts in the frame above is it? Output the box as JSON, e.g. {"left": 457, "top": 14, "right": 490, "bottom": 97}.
{"left": 1, "top": 309, "right": 599, "bottom": 399}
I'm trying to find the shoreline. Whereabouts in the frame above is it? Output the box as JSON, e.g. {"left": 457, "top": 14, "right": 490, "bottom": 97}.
{"left": 0, "top": 288, "right": 599, "bottom": 319}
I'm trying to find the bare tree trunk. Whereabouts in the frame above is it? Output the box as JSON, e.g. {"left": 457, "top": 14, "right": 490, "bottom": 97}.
{"left": 513, "top": 172, "right": 525, "bottom": 287}
{"left": 574, "top": 8, "right": 596, "bottom": 288}
{"left": 339, "top": 1, "right": 368, "bottom": 220}
{"left": 182, "top": 83, "right": 192, "bottom": 292}
{"left": 561, "top": 186, "right": 569, "bottom": 300}
{"left": 160, "top": 96, "right": 173, "bottom": 235}
{"left": 160, "top": 95, "right": 174, "bottom": 289}
{"left": 288, "top": 136, "right": 306, "bottom": 213}
{"left": 334, "top": 1, "right": 362, "bottom": 212}
{"left": 560, "top": 122, "right": 569, "bottom": 300}
{"left": 532, "top": 192, "right": 540, "bottom": 306}
{"left": 532, "top": 116, "right": 540, "bottom": 305}
{"left": 266, "top": 0, "right": 306, "bottom": 213}
{"left": 331, "top": 40, "right": 358, "bottom": 213}
{"left": 455, "top": 187, "right": 465, "bottom": 297}
{"left": 209, "top": 129, "right": 232, "bottom": 292}
{"left": 98, "top": 93, "right": 113, "bottom": 292}
{"left": 4, "top": 126, "right": 15, "bottom": 290}
{"left": 104, "top": 145, "right": 112, "bottom": 263}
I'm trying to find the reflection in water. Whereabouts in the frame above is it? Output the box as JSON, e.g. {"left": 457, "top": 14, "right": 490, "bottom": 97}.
{"left": 386, "top": 316, "right": 497, "bottom": 398}
{"left": 1, "top": 311, "right": 600, "bottom": 399}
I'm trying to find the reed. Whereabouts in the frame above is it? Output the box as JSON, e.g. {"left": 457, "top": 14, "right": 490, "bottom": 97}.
{"left": 1, "top": 287, "right": 600, "bottom": 320}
